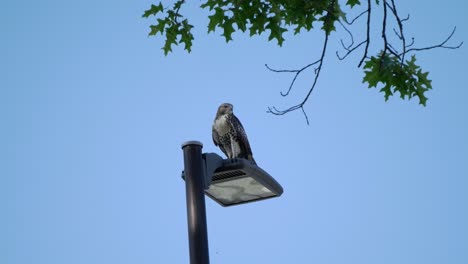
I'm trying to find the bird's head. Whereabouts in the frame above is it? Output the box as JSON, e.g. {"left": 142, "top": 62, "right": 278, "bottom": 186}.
{"left": 217, "top": 103, "right": 233, "bottom": 116}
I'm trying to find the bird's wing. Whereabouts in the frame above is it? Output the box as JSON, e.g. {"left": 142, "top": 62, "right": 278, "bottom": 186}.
{"left": 212, "top": 125, "right": 219, "bottom": 146}
{"left": 212, "top": 125, "right": 229, "bottom": 158}
{"left": 231, "top": 114, "right": 254, "bottom": 159}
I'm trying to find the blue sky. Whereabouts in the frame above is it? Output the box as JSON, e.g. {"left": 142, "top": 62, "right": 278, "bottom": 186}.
{"left": 2, "top": 1, "right": 467, "bottom": 263}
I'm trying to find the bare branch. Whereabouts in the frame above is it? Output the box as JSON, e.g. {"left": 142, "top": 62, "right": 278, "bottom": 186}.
{"left": 267, "top": 30, "right": 330, "bottom": 124}
{"left": 340, "top": 39, "right": 351, "bottom": 51}
{"left": 385, "top": 1, "right": 395, "bottom": 13}
{"left": 358, "top": 0, "right": 372, "bottom": 67}
{"left": 389, "top": 0, "right": 406, "bottom": 63}
{"left": 381, "top": 0, "right": 389, "bottom": 59}
{"left": 344, "top": 10, "right": 368, "bottom": 25}
{"left": 403, "top": 27, "right": 463, "bottom": 54}
{"left": 338, "top": 20, "right": 354, "bottom": 50}
{"left": 393, "top": 28, "right": 402, "bottom": 40}
{"left": 336, "top": 40, "right": 366, "bottom": 60}
{"left": 264, "top": 0, "right": 461, "bottom": 124}
{"left": 401, "top": 14, "right": 410, "bottom": 22}
{"left": 387, "top": 43, "right": 400, "bottom": 57}
{"left": 336, "top": 0, "right": 372, "bottom": 64}
{"left": 301, "top": 106, "right": 310, "bottom": 125}
{"left": 406, "top": 37, "right": 415, "bottom": 48}
{"left": 265, "top": 60, "right": 320, "bottom": 96}
{"left": 380, "top": 1, "right": 401, "bottom": 62}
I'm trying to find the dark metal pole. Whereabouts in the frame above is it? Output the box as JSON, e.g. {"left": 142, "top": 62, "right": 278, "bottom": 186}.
{"left": 181, "top": 141, "right": 210, "bottom": 264}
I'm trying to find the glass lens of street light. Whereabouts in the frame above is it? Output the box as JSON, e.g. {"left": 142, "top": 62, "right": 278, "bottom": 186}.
{"left": 181, "top": 154, "right": 283, "bottom": 207}
{"left": 204, "top": 159, "right": 283, "bottom": 206}
{"left": 206, "top": 176, "right": 277, "bottom": 206}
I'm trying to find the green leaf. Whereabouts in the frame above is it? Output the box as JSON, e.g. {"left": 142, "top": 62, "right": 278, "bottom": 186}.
{"left": 222, "top": 18, "right": 235, "bottom": 42}
{"left": 416, "top": 88, "right": 428, "bottom": 106}
{"left": 304, "top": 13, "right": 316, "bottom": 31}
{"left": 234, "top": 12, "right": 248, "bottom": 32}
{"left": 163, "top": 24, "right": 178, "bottom": 55}
{"left": 265, "top": 18, "right": 287, "bottom": 46}
{"left": 249, "top": 12, "right": 267, "bottom": 36}
{"left": 417, "top": 70, "right": 432, "bottom": 88}
{"left": 320, "top": 2, "right": 340, "bottom": 35}
{"left": 207, "top": 7, "right": 225, "bottom": 33}
{"left": 346, "top": 0, "right": 361, "bottom": 8}
{"left": 380, "top": 84, "right": 393, "bottom": 101}
{"left": 362, "top": 57, "right": 381, "bottom": 88}
{"left": 173, "top": 0, "right": 184, "bottom": 10}
{"left": 180, "top": 19, "right": 194, "bottom": 52}
{"left": 145, "top": 0, "right": 196, "bottom": 55}
{"left": 142, "top": 3, "right": 164, "bottom": 18}
{"left": 148, "top": 18, "right": 167, "bottom": 36}
{"left": 362, "top": 52, "right": 432, "bottom": 106}
{"left": 200, "top": 0, "right": 217, "bottom": 11}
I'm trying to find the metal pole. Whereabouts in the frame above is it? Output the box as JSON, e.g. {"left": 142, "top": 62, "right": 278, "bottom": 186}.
{"left": 181, "top": 141, "right": 210, "bottom": 264}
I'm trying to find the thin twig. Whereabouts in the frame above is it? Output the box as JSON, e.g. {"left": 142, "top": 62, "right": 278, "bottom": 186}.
{"left": 265, "top": 61, "right": 320, "bottom": 96}
{"left": 344, "top": 10, "right": 368, "bottom": 25}
{"left": 406, "top": 37, "right": 415, "bottom": 48}
{"left": 380, "top": 0, "right": 389, "bottom": 68}
{"left": 173, "top": 0, "right": 185, "bottom": 24}
{"left": 389, "top": 0, "right": 406, "bottom": 63}
{"left": 267, "top": 30, "right": 330, "bottom": 124}
{"left": 337, "top": 40, "right": 366, "bottom": 60}
{"left": 403, "top": 27, "right": 463, "bottom": 54}
{"left": 358, "top": 0, "right": 372, "bottom": 67}
{"left": 338, "top": 20, "right": 354, "bottom": 50}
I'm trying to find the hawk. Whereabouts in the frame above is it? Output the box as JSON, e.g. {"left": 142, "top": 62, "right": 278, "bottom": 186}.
{"left": 212, "top": 103, "right": 256, "bottom": 164}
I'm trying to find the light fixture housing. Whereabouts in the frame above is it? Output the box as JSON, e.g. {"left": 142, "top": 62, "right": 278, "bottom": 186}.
{"left": 182, "top": 153, "right": 283, "bottom": 207}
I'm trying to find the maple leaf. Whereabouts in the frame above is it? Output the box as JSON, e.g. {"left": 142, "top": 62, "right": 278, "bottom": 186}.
{"left": 346, "top": 0, "right": 361, "bottom": 8}
{"left": 142, "top": 3, "right": 164, "bottom": 18}
{"left": 208, "top": 7, "right": 224, "bottom": 33}
{"left": 222, "top": 19, "right": 235, "bottom": 42}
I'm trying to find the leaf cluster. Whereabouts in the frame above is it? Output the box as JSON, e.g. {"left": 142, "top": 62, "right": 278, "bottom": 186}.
{"left": 144, "top": 1, "right": 343, "bottom": 51}
{"left": 201, "top": 0, "right": 342, "bottom": 45}
{"left": 143, "top": 1, "right": 194, "bottom": 55}
{"left": 143, "top": 0, "right": 461, "bottom": 116}
{"left": 363, "top": 53, "right": 432, "bottom": 105}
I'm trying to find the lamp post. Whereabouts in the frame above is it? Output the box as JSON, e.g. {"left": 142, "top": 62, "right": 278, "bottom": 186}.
{"left": 181, "top": 140, "right": 283, "bottom": 264}
{"left": 182, "top": 141, "right": 210, "bottom": 264}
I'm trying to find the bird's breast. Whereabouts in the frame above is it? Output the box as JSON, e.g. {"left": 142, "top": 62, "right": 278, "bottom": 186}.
{"left": 213, "top": 115, "right": 230, "bottom": 136}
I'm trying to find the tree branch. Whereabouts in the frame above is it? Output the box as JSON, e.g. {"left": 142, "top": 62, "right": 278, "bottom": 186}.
{"left": 338, "top": 20, "right": 354, "bottom": 51}
{"left": 336, "top": 0, "right": 371, "bottom": 64}
{"left": 335, "top": 18, "right": 367, "bottom": 61}
{"left": 358, "top": 0, "right": 372, "bottom": 67}
{"left": 265, "top": 60, "right": 321, "bottom": 97}
{"left": 173, "top": 0, "right": 185, "bottom": 24}
{"left": 267, "top": 30, "right": 329, "bottom": 125}
{"left": 344, "top": 10, "right": 368, "bottom": 25}
{"left": 336, "top": 40, "right": 366, "bottom": 60}
{"left": 388, "top": 0, "right": 407, "bottom": 63}
{"left": 402, "top": 27, "right": 463, "bottom": 55}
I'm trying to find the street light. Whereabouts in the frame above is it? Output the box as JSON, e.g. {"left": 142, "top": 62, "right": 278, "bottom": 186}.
{"left": 181, "top": 141, "right": 283, "bottom": 264}
{"left": 182, "top": 146, "right": 283, "bottom": 207}
{"left": 203, "top": 157, "right": 283, "bottom": 206}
